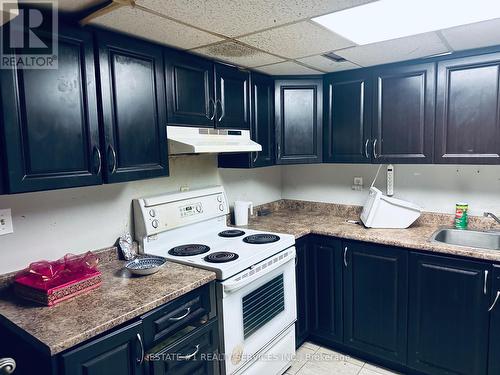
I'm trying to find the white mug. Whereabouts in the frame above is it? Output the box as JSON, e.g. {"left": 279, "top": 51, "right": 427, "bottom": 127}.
{"left": 234, "top": 201, "right": 253, "bottom": 226}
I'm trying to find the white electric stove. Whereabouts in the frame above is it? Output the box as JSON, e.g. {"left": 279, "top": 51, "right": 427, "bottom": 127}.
{"left": 133, "top": 186, "right": 297, "bottom": 375}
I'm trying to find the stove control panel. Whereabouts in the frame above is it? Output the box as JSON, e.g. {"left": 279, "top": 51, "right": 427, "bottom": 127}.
{"left": 133, "top": 186, "right": 230, "bottom": 239}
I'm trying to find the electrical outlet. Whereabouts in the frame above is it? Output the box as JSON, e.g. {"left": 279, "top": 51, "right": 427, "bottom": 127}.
{"left": 354, "top": 177, "right": 363, "bottom": 186}
{"left": 0, "top": 209, "right": 13, "bottom": 235}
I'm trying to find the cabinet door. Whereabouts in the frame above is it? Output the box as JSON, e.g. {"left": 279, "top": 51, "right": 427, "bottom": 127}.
{"left": 295, "top": 237, "right": 311, "bottom": 348}
{"left": 97, "top": 31, "right": 168, "bottom": 184}
{"left": 308, "top": 236, "right": 343, "bottom": 345}
{"left": 165, "top": 49, "right": 215, "bottom": 128}
{"left": 343, "top": 241, "right": 408, "bottom": 365}
{"left": 275, "top": 79, "right": 323, "bottom": 164}
{"left": 435, "top": 53, "right": 500, "bottom": 164}
{"left": 408, "top": 253, "right": 490, "bottom": 375}
{"left": 215, "top": 64, "right": 250, "bottom": 129}
{"left": 489, "top": 265, "right": 500, "bottom": 374}
{"left": 61, "top": 321, "right": 144, "bottom": 375}
{"left": 372, "top": 63, "right": 435, "bottom": 163}
{"left": 323, "top": 70, "right": 372, "bottom": 163}
{"left": 217, "top": 73, "right": 274, "bottom": 168}
{"left": 150, "top": 319, "right": 219, "bottom": 375}
{"left": 0, "top": 26, "right": 101, "bottom": 193}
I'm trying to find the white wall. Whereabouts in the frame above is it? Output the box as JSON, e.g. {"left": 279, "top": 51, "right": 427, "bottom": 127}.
{"left": 282, "top": 164, "right": 500, "bottom": 217}
{"left": 0, "top": 155, "right": 282, "bottom": 274}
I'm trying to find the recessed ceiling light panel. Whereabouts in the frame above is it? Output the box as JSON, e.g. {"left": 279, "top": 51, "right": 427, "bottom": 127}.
{"left": 312, "top": 0, "right": 500, "bottom": 45}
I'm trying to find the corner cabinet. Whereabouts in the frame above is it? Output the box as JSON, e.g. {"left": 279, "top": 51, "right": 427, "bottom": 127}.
{"left": 96, "top": 30, "right": 169, "bottom": 184}
{"left": 323, "top": 70, "right": 372, "bottom": 163}
{"left": 408, "top": 253, "right": 490, "bottom": 375}
{"left": 435, "top": 53, "right": 500, "bottom": 164}
{"left": 275, "top": 79, "right": 323, "bottom": 164}
{"left": 0, "top": 25, "right": 102, "bottom": 193}
{"left": 218, "top": 73, "right": 274, "bottom": 168}
{"left": 371, "top": 63, "right": 435, "bottom": 164}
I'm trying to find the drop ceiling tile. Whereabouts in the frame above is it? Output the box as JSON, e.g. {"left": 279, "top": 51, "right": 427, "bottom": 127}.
{"left": 254, "top": 61, "right": 322, "bottom": 75}
{"left": 441, "top": 18, "right": 500, "bottom": 51}
{"left": 192, "top": 42, "right": 284, "bottom": 68}
{"left": 136, "top": 0, "right": 375, "bottom": 37}
{"left": 238, "top": 21, "right": 354, "bottom": 59}
{"left": 90, "top": 6, "right": 223, "bottom": 49}
{"left": 334, "top": 32, "right": 449, "bottom": 67}
{"left": 297, "top": 55, "right": 360, "bottom": 72}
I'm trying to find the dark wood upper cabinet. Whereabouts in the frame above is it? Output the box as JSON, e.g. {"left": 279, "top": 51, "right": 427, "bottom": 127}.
{"left": 96, "top": 31, "right": 168, "bottom": 184}
{"left": 0, "top": 25, "right": 102, "bottom": 193}
{"left": 343, "top": 241, "right": 408, "bottom": 365}
{"left": 275, "top": 79, "right": 323, "bottom": 164}
{"left": 218, "top": 72, "right": 274, "bottom": 168}
{"left": 323, "top": 70, "right": 372, "bottom": 163}
{"left": 408, "top": 253, "right": 490, "bottom": 375}
{"left": 61, "top": 321, "right": 144, "bottom": 375}
{"left": 308, "top": 236, "right": 343, "bottom": 346}
{"left": 214, "top": 64, "right": 250, "bottom": 130}
{"left": 165, "top": 49, "right": 215, "bottom": 128}
{"left": 372, "top": 63, "right": 435, "bottom": 163}
{"left": 435, "top": 53, "right": 500, "bottom": 164}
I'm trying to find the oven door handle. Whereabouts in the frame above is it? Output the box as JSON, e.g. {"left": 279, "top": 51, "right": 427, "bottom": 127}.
{"left": 223, "top": 255, "right": 295, "bottom": 294}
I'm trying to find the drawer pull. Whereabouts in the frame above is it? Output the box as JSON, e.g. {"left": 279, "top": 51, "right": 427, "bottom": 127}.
{"left": 169, "top": 307, "right": 191, "bottom": 321}
{"left": 0, "top": 358, "right": 16, "bottom": 374}
{"left": 489, "top": 291, "right": 500, "bottom": 312}
{"left": 178, "top": 344, "right": 200, "bottom": 360}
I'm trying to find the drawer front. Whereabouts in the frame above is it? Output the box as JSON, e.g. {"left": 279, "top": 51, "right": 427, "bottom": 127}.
{"left": 149, "top": 319, "right": 220, "bottom": 375}
{"left": 142, "top": 284, "right": 214, "bottom": 349}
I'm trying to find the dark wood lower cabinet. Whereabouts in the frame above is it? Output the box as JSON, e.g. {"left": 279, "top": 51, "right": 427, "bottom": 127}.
{"left": 295, "top": 237, "right": 311, "bottom": 348}
{"left": 488, "top": 265, "right": 500, "bottom": 374}
{"left": 61, "top": 321, "right": 144, "bottom": 375}
{"left": 343, "top": 241, "right": 408, "bottom": 365}
{"left": 308, "top": 236, "right": 343, "bottom": 345}
{"left": 408, "top": 253, "right": 490, "bottom": 375}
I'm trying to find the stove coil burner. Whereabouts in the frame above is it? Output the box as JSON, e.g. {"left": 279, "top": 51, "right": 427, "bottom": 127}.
{"left": 168, "top": 244, "right": 210, "bottom": 256}
{"left": 204, "top": 252, "right": 239, "bottom": 263}
{"left": 243, "top": 234, "right": 280, "bottom": 244}
{"left": 218, "top": 229, "right": 246, "bottom": 238}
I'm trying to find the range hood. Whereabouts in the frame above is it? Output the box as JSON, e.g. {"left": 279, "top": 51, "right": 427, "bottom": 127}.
{"left": 167, "top": 126, "right": 262, "bottom": 154}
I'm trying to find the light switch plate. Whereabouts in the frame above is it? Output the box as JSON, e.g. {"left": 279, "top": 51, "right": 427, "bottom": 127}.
{"left": 0, "top": 209, "right": 13, "bottom": 235}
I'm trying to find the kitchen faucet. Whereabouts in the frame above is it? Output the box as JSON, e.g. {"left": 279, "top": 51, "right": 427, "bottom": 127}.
{"left": 484, "top": 212, "right": 500, "bottom": 225}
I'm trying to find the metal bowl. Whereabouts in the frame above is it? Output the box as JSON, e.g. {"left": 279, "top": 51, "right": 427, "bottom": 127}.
{"left": 125, "top": 256, "right": 166, "bottom": 276}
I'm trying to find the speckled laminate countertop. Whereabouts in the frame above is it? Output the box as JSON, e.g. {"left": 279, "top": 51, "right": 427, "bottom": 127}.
{"left": 243, "top": 201, "right": 500, "bottom": 263}
{"left": 0, "top": 254, "right": 216, "bottom": 355}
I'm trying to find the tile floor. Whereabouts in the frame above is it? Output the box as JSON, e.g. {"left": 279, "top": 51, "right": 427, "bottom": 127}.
{"left": 285, "top": 342, "right": 401, "bottom": 375}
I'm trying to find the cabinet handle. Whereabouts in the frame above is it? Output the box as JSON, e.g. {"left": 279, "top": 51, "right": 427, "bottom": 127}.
{"left": 372, "top": 139, "right": 378, "bottom": 159}
{"left": 364, "top": 139, "right": 369, "bottom": 159}
{"left": 484, "top": 270, "right": 489, "bottom": 295}
{"left": 252, "top": 152, "right": 259, "bottom": 164}
{"left": 216, "top": 99, "right": 225, "bottom": 122}
{"left": 0, "top": 358, "right": 16, "bottom": 374}
{"left": 93, "top": 146, "right": 102, "bottom": 175}
{"left": 277, "top": 143, "right": 281, "bottom": 159}
{"left": 136, "top": 333, "right": 144, "bottom": 365}
{"left": 169, "top": 307, "right": 191, "bottom": 321}
{"left": 207, "top": 98, "right": 216, "bottom": 121}
{"left": 489, "top": 291, "right": 500, "bottom": 312}
{"left": 108, "top": 144, "right": 117, "bottom": 174}
{"left": 178, "top": 344, "right": 200, "bottom": 360}
{"left": 343, "top": 246, "right": 348, "bottom": 268}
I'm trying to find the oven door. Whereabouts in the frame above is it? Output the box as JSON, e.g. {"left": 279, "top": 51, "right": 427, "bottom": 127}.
{"left": 219, "top": 247, "right": 297, "bottom": 375}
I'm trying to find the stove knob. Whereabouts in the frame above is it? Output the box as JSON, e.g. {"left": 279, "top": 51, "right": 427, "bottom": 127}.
{"left": 151, "top": 219, "right": 159, "bottom": 228}
{"left": 196, "top": 204, "right": 202, "bottom": 213}
{"left": 217, "top": 195, "right": 223, "bottom": 202}
{"left": 149, "top": 209, "right": 156, "bottom": 217}
{"left": 219, "top": 204, "right": 225, "bottom": 211}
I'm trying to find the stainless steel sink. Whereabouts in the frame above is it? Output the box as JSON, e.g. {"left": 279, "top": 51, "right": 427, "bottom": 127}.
{"left": 430, "top": 228, "right": 500, "bottom": 250}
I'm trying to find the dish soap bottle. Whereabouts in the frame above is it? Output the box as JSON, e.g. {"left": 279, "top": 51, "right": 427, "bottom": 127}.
{"left": 455, "top": 203, "right": 468, "bottom": 229}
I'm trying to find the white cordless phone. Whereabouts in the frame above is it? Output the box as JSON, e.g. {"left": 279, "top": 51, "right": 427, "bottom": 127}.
{"left": 387, "top": 164, "right": 394, "bottom": 196}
